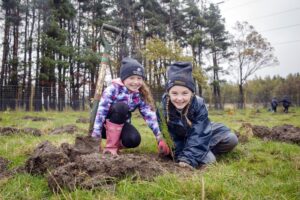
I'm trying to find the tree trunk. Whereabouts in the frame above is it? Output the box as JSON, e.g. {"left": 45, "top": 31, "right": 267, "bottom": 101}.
{"left": 73, "top": 7, "right": 81, "bottom": 110}
{"left": 58, "top": 54, "right": 63, "bottom": 111}
{"left": 9, "top": 7, "right": 20, "bottom": 110}
{"left": 212, "top": 53, "right": 221, "bottom": 109}
{"left": 148, "top": 60, "right": 152, "bottom": 86}
{"left": 35, "top": 11, "right": 42, "bottom": 111}
{"left": 57, "top": 19, "right": 63, "bottom": 111}
{"left": 198, "top": 42, "right": 202, "bottom": 66}
{"left": 238, "top": 64, "right": 245, "bottom": 109}
{"left": 0, "top": 8, "right": 11, "bottom": 111}
{"left": 22, "top": 0, "right": 29, "bottom": 109}
{"left": 26, "top": 5, "right": 35, "bottom": 111}
{"left": 238, "top": 84, "right": 245, "bottom": 109}
{"left": 82, "top": 67, "right": 87, "bottom": 110}
{"left": 49, "top": 52, "right": 56, "bottom": 110}
{"left": 197, "top": 43, "right": 203, "bottom": 97}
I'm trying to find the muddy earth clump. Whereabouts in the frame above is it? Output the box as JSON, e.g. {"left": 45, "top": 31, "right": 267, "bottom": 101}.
{"left": 47, "top": 153, "right": 167, "bottom": 191}
{"left": 49, "top": 125, "right": 81, "bottom": 135}
{"left": 25, "top": 141, "right": 70, "bottom": 174}
{"left": 234, "top": 123, "right": 253, "bottom": 143}
{"left": 25, "top": 136, "right": 189, "bottom": 191}
{"left": 61, "top": 136, "right": 100, "bottom": 161}
{"left": 76, "top": 117, "right": 89, "bottom": 124}
{"left": 252, "top": 124, "right": 300, "bottom": 145}
{"left": 0, "top": 127, "right": 20, "bottom": 135}
{"left": 0, "top": 157, "right": 11, "bottom": 179}
{"left": 23, "top": 116, "right": 51, "bottom": 121}
{"left": 0, "top": 127, "right": 41, "bottom": 136}
{"left": 25, "top": 136, "right": 100, "bottom": 175}
{"left": 22, "top": 128, "right": 42, "bottom": 136}
{"left": 0, "top": 157, "right": 26, "bottom": 179}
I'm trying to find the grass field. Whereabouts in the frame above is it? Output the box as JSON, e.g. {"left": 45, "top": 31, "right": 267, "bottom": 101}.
{"left": 0, "top": 107, "right": 299, "bottom": 200}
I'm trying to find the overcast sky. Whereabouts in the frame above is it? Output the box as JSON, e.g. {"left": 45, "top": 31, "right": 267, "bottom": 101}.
{"left": 209, "top": 0, "right": 300, "bottom": 79}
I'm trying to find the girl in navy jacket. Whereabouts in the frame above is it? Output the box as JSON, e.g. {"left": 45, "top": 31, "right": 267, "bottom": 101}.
{"left": 161, "top": 62, "right": 238, "bottom": 168}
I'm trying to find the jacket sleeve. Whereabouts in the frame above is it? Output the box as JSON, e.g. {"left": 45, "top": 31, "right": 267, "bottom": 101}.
{"left": 139, "top": 100, "right": 161, "bottom": 141}
{"left": 92, "top": 84, "right": 117, "bottom": 138}
{"left": 177, "top": 99, "right": 212, "bottom": 167}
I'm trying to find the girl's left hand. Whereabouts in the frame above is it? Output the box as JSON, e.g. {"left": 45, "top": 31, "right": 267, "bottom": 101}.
{"left": 158, "top": 140, "right": 170, "bottom": 156}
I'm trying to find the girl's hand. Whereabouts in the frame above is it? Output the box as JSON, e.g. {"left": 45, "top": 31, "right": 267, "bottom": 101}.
{"left": 158, "top": 140, "right": 170, "bottom": 156}
{"left": 91, "top": 130, "right": 100, "bottom": 138}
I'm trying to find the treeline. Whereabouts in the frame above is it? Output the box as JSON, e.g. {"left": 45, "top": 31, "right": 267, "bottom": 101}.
{"left": 0, "top": 0, "right": 283, "bottom": 111}
{"left": 211, "top": 74, "right": 300, "bottom": 108}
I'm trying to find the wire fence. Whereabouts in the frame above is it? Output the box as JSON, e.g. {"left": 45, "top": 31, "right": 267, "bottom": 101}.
{"left": 0, "top": 85, "right": 165, "bottom": 111}
{"left": 0, "top": 85, "right": 298, "bottom": 111}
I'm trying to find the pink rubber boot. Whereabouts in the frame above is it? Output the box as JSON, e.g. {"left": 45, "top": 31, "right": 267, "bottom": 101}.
{"left": 103, "top": 119, "right": 124, "bottom": 156}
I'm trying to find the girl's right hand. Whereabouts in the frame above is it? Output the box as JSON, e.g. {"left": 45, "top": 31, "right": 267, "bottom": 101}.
{"left": 91, "top": 131, "right": 100, "bottom": 138}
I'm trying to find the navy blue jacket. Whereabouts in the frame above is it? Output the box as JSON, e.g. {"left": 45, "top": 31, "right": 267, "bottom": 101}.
{"left": 162, "top": 94, "right": 212, "bottom": 167}
{"left": 271, "top": 98, "right": 278, "bottom": 107}
{"left": 280, "top": 97, "right": 291, "bottom": 107}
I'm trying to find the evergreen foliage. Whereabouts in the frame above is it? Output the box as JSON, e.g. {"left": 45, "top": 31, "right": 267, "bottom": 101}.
{"left": 0, "top": 0, "right": 295, "bottom": 111}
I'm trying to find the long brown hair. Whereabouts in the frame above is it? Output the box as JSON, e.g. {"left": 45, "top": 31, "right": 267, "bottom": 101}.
{"left": 139, "top": 82, "right": 156, "bottom": 111}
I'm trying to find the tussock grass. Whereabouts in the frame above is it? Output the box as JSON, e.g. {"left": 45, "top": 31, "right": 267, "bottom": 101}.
{"left": 0, "top": 109, "right": 299, "bottom": 199}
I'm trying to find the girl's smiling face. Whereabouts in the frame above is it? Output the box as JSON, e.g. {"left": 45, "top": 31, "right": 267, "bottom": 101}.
{"left": 123, "top": 75, "right": 144, "bottom": 92}
{"left": 168, "top": 85, "right": 193, "bottom": 109}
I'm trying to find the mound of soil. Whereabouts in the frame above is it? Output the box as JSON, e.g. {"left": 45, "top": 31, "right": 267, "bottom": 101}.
{"left": 76, "top": 117, "right": 89, "bottom": 123}
{"left": 234, "top": 123, "right": 253, "bottom": 143}
{"left": 61, "top": 136, "right": 100, "bottom": 161}
{"left": 49, "top": 125, "right": 81, "bottom": 135}
{"left": 25, "top": 141, "right": 71, "bottom": 174}
{"left": 252, "top": 124, "right": 300, "bottom": 145}
{"left": 25, "top": 136, "right": 100, "bottom": 175}
{"left": 23, "top": 128, "right": 42, "bottom": 136}
{"left": 0, "top": 127, "right": 20, "bottom": 135}
{"left": 23, "top": 116, "right": 51, "bottom": 121}
{"left": 0, "top": 157, "right": 26, "bottom": 179}
{"left": 25, "top": 136, "right": 189, "bottom": 191}
{"left": 0, "top": 157, "right": 10, "bottom": 173}
{"left": 48, "top": 153, "right": 166, "bottom": 191}
{"left": 0, "top": 157, "right": 11, "bottom": 179}
{"left": 0, "top": 127, "right": 41, "bottom": 136}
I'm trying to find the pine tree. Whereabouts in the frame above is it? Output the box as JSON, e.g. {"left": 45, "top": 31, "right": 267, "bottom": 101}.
{"left": 204, "top": 3, "right": 230, "bottom": 109}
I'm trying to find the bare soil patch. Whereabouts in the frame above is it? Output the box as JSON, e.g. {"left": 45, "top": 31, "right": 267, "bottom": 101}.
{"left": 0, "top": 157, "right": 26, "bottom": 179}
{"left": 0, "top": 127, "right": 41, "bottom": 136}
{"left": 24, "top": 136, "right": 190, "bottom": 191}
{"left": 25, "top": 141, "right": 71, "bottom": 174}
{"left": 76, "top": 117, "right": 89, "bottom": 123}
{"left": 47, "top": 153, "right": 168, "bottom": 191}
{"left": 252, "top": 124, "right": 300, "bottom": 145}
{"left": 234, "top": 123, "right": 300, "bottom": 145}
{"left": 23, "top": 116, "right": 52, "bottom": 121}
{"left": 234, "top": 123, "right": 253, "bottom": 143}
{"left": 48, "top": 125, "right": 82, "bottom": 135}
{"left": 0, "top": 157, "right": 10, "bottom": 179}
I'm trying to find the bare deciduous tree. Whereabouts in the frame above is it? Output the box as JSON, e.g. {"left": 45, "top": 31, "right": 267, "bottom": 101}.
{"left": 229, "top": 21, "right": 279, "bottom": 109}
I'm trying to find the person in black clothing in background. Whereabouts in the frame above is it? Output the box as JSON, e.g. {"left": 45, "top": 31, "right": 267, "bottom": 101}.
{"left": 271, "top": 97, "right": 278, "bottom": 112}
{"left": 280, "top": 96, "right": 291, "bottom": 113}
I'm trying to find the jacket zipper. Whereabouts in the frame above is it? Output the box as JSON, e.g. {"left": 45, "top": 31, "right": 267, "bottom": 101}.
{"left": 178, "top": 109, "right": 188, "bottom": 144}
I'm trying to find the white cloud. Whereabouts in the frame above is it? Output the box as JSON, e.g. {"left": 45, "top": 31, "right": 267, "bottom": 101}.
{"left": 210, "top": 0, "right": 300, "bottom": 78}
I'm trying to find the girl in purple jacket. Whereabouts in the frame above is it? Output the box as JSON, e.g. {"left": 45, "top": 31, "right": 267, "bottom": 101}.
{"left": 92, "top": 57, "right": 169, "bottom": 156}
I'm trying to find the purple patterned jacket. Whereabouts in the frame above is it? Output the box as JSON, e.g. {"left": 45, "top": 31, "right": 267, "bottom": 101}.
{"left": 92, "top": 78, "right": 161, "bottom": 140}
